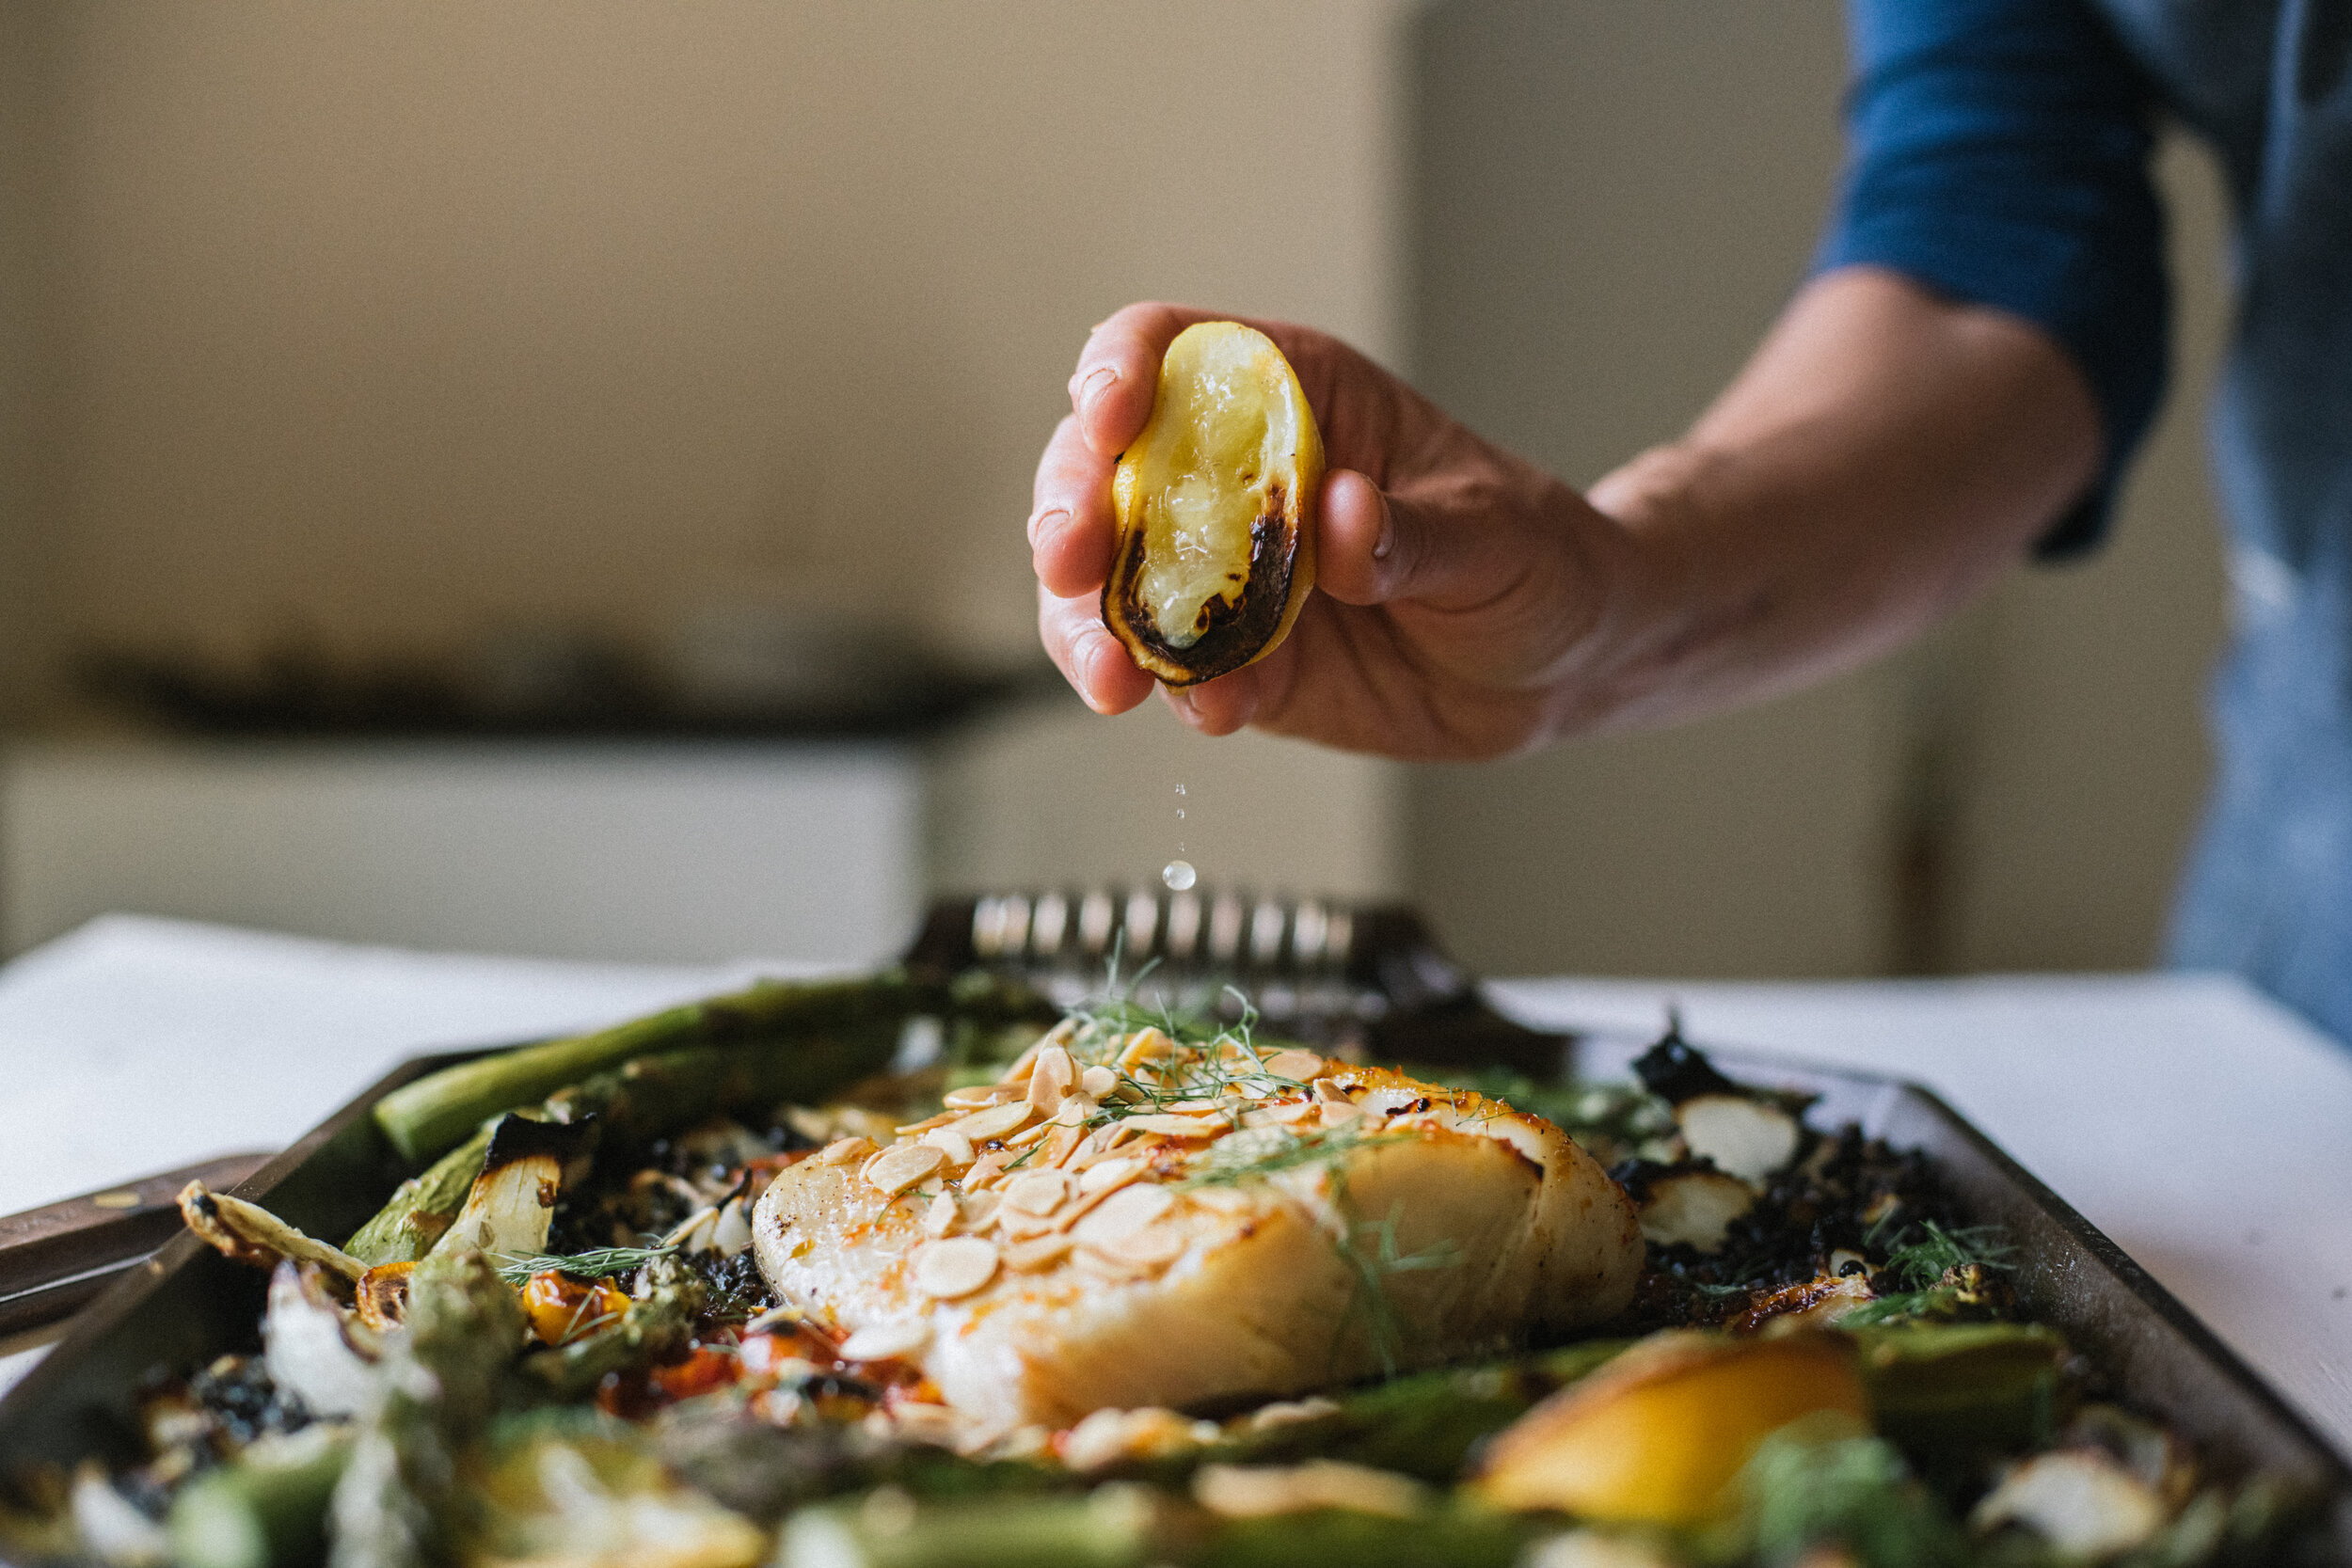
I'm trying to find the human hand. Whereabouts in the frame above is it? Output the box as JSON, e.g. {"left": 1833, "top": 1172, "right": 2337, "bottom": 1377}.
{"left": 1030, "top": 303, "right": 1629, "bottom": 761}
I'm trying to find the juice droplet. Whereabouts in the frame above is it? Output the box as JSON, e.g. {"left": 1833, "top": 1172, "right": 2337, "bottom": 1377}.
{"left": 1162, "top": 859, "right": 1197, "bottom": 892}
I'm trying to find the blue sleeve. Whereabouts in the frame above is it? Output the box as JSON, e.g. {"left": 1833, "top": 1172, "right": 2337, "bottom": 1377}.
{"left": 1818, "top": 0, "right": 2169, "bottom": 558}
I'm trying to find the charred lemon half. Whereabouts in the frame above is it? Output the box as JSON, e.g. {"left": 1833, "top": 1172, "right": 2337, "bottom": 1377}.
{"left": 1103, "top": 322, "right": 1323, "bottom": 687}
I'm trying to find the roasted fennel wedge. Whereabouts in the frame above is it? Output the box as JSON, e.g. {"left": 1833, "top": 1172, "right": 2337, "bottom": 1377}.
{"left": 1104, "top": 322, "right": 1322, "bottom": 686}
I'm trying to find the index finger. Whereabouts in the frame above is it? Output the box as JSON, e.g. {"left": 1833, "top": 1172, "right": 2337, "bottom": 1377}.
{"left": 1068, "top": 301, "right": 1223, "bottom": 456}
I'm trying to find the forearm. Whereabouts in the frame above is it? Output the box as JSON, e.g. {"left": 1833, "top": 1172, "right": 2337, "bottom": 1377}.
{"left": 1549, "top": 265, "right": 2102, "bottom": 736}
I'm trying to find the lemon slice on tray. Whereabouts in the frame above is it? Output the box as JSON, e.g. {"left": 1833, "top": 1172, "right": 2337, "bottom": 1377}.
{"left": 1103, "top": 322, "right": 1323, "bottom": 687}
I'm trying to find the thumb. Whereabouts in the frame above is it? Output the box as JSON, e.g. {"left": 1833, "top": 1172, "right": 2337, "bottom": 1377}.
{"left": 1314, "top": 468, "right": 1459, "bottom": 608}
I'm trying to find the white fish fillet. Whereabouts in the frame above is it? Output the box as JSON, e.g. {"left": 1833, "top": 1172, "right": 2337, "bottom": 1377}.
{"left": 753, "top": 1028, "right": 1641, "bottom": 1433}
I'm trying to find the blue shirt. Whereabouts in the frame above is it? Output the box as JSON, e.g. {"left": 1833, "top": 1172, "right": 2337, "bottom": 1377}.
{"left": 1820, "top": 0, "right": 2352, "bottom": 1040}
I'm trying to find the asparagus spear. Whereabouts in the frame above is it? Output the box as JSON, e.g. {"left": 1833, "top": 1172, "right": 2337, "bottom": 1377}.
{"left": 778, "top": 1488, "right": 1536, "bottom": 1568}
{"left": 167, "top": 1427, "right": 350, "bottom": 1568}
{"left": 345, "top": 1126, "right": 491, "bottom": 1265}
{"left": 1851, "top": 1321, "right": 2072, "bottom": 1462}
{"left": 327, "top": 1248, "right": 527, "bottom": 1568}
{"left": 373, "top": 972, "right": 928, "bottom": 1164}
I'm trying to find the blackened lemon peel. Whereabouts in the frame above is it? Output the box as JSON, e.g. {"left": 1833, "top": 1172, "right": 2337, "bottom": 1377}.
{"left": 1104, "top": 322, "right": 1323, "bottom": 688}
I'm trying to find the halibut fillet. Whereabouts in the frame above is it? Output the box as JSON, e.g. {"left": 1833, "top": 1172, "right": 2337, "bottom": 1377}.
{"left": 753, "top": 1026, "right": 1642, "bottom": 1433}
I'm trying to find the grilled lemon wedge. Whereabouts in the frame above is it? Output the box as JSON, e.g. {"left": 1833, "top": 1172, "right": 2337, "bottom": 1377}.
{"left": 1103, "top": 322, "right": 1323, "bottom": 687}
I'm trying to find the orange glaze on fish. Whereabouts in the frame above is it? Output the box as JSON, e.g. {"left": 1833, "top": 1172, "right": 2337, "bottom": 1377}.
{"left": 754, "top": 1026, "right": 1643, "bottom": 1433}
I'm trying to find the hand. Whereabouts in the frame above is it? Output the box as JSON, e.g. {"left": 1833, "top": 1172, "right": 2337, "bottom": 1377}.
{"left": 1030, "top": 303, "right": 1629, "bottom": 761}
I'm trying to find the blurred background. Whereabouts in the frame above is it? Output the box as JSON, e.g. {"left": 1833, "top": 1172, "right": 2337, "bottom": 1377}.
{"left": 0, "top": 0, "right": 2230, "bottom": 977}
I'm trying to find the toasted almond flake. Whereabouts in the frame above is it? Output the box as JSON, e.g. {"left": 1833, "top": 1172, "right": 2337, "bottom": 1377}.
{"left": 1263, "top": 1049, "right": 1326, "bottom": 1082}
{"left": 1190, "top": 1185, "right": 1254, "bottom": 1212}
{"left": 1264, "top": 1098, "right": 1318, "bottom": 1124}
{"left": 923, "top": 1128, "right": 977, "bottom": 1168}
{"left": 1120, "top": 1115, "right": 1224, "bottom": 1138}
{"left": 1051, "top": 1093, "right": 1100, "bottom": 1128}
{"left": 1000, "top": 1039, "right": 1042, "bottom": 1086}
{"left": 1318, "top": 1101, "right": 1363, "bottom": 1127}
{"left": 959, "top": 1191, "right": 1001, "bottom": 1231}
{"left": 999, "top": 1205, "right": 1065, "bottom": 1239}
{"left": 838, "top": 1320, "right": 930, "bottom": 1361}
{"left": 895, "top": 1109, "right": 963, "bottom": 1136}
{"left": 1110, "top": 1223, "right": 1187, "bottom": 1266}
{"left": 1043, "top": 1125, "right": 1087, "bottom": 1167}
{"left": 953, "top": 1101, "right": 1035, "bottom": 1144}
{"left": 1075, "top": 1244, "right": 1156, "bottom": 1282}
{"left": 1026, "top": 1045, "right": 1075, "bottom": 1114}
{"left": 914, "top": 1236, "right": 1000, "bottom": 1299}
{"left": 1079, "top": 1065, "right": 1119, "bottom": 1098}
{"left": 923, "top": 1192, "right": 961, "bottom": 1237}
{"left": 963, "top": 1151, "right": 1011, "bottom": 1191}
{"left": 1078, "top": 1156, "right": 1145, "bottom": 1194}
{"left": 1311, "top": 1077, "right": 1353, "bottom": 1104}
{"left": 1001, "top": 1169, "right": 1069, "bottom": 1215}
{"left": 1073, "top": 1182, "right": 1177, "bottom": 1246}
{"left": 818, "top": 1136, "right": 878, "bottom": 1166}
{"left": 943, "top": 1084, "right": 1011, "bottom": 1109}
{"left": 866, "top": 1143, "right": 948, "bottom": 1196}
{"left": 1002, "top": 1233, "right": 1074, "bottom": 1272}
{"left": 1004, "top": 1121, "right": 1053, "bottom": 1149}
{"left": 1117, "top": 1026, "right": 1178, "bottom": 1067}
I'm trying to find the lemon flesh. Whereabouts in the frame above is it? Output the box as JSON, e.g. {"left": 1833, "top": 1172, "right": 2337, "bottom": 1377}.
{"left": 1104, "top": 322, "right": 1321, "bottom": 687}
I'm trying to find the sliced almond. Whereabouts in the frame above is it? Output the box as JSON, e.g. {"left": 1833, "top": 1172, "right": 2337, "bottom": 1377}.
{"left": 923, "top": 1192, "right": 961, "bottom": 1237}
{"left": 1002, "top": 1234, "right": 1074, "bottom": 1272}
{"left": 958, "top": 1191, "right": 1001, "bottom": 1232}
{"left": 1118, "top": 1027, "right": 1177, "bottom": 1069}
{"left": 1120, "top": 1115, "right": 1225, "bottom": 1138}
{"left": 1311, "top": 1077, "right": 1353, "bottom": 1104}
{"left": 1079, "top": 1065, "right": 1120, "bottom": 1098}
{"left": 1318, "top": 1101, "right": 1363, "bottom": 1128}
{"left": 1026, "top": 1045, "right": 1076, "bottom": 1114}
{"left": 818, "top": 1136, "right": 878, "bottom": 1166}
{"left": 866, "top": 1143, "right": 948, "bottom": 1196}
{"left": 1043, "top": 1125, "right": 1087, "bottom": 1168}
{"left": 963, "top": 1150, "right": 1011, "bottom": 1191}
{"left": 923, "top": 1129, "right": 977, "bottom": 1169}
{"left": 839, "top": 1319, "right": 930, "bottom": 1361}
{"left": 1189, "top": 1185, "right": 1254, "bottom": 1212}
{"left": 1110, "top": 1223, "right": 1188, "bottom": 1267}
{"left": 999, "top": 1205, "right": 1066, "bottom": 1240}
{"left": 1002, "top": 1169, "right": 1071, "bottom": 1215}
{"left": 953, "top": 1101, "right": 1035, "bottom": 1145}
{"left": 914, "top": 1237, "right": 1000, "bottom": 1300}
{"left": 1263, "top": 1099, "right": 1318, "bottom": 1124}
{"left": 1004, "top": 1120, "right": 1053, "bottom": 1149}
{"left": 1078, "top": 1156, "right": 1145, "bottom": 1195}
{"left": 1073, "top": 1182, "right": 1177, "bottom": 1246}
{"left": 1075, "top": 1244, "right": 1157, "bottom": 1282}
{"left": 1051, "top": 1093, "right": 1101, "bottom": 1128}
{"left": 895, "top": 1110, "right": 963, "bottom": 1136}
{"left": 943, "top": 1084, "right": 1012, "bottom": 1110}
{"left": 1263, "top": 1049, "right": 1325, "bottom": 1082}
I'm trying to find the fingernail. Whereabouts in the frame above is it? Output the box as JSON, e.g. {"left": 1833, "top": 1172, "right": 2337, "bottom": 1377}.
{"left": 1075, "top": 366, "right": 1117, "bottom": 418}
{"left": 1372, "top": 509, "right": 1395, "bottom": 561}
{"left": 1028, "top": 507, "right": 1068, "bottom": 549}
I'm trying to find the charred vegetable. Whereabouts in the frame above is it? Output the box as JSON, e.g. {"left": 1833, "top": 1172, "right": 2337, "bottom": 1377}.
{"left": 167, "top": 1427, "right": 350, "bottom": 1568}
{"left": 432, "top": 1113, "right": 594, "bottom": 1259}
{"left": 1103, "top": 322, "right": 1323, "bottom": 687}
{"left": 180, "top": 1183, "right": 366, "bottom": 1284}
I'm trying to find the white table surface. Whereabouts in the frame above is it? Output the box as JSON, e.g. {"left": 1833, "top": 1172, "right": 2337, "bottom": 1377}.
{"left": 1, "top": 918, "right": 2346, "bottom": 1460}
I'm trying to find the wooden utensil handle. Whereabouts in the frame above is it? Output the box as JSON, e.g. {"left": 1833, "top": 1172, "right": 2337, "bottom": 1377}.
{"left": 0, "top": 1151, "right": 274, "bottom": 1338}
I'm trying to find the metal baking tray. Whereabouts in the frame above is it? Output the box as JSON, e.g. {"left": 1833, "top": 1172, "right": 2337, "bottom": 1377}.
{"left": 2, "top": 894, "right": 2345, "bottom": 1557}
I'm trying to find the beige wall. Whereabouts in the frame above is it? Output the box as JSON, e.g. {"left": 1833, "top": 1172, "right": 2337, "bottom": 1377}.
{"left": 31, "top": 0, "right": 1406, "bottom": 667}
{"left": 1406, "top": 0, "right": 2231, "bottom": 978}
{"left": 5, "top": 1, "right": 2237, "bottom": 974}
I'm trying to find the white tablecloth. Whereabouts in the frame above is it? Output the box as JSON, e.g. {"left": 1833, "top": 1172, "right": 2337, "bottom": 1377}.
{"left": 1, "top": 918, "right": 2345, "bottom": 1456}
